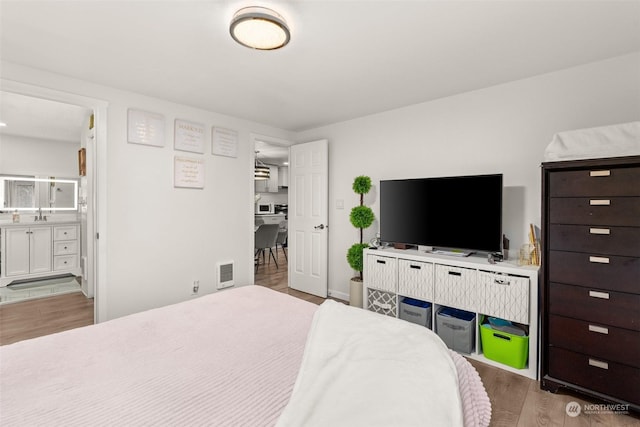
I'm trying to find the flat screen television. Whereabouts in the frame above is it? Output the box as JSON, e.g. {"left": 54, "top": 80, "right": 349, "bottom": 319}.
{"left": 379, "top": 174, "right": 503, "bottom": 254}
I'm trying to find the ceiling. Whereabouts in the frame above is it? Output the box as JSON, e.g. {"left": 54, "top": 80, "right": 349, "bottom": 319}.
{"left": 1, "top": 1, "right": 639, "bottom": 135}
{"left": 0, "top": 91, "right": 88, "bottom": 143}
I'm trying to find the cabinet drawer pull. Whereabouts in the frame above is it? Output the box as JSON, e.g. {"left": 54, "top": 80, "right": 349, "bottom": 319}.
{"left": 588, "top": 325, "right": 609, "bottom": 334}
{"left": 589, "top": 290, "right": 610, "bottom": 300}
{"left": 590, "top": 170, "right": 611, "bottom": 177}
{"left": 590, "top": 199, "right": 610, "bottom": 206}
{"left": 589, "top": 256, "right": 609, "bottom": 264}
{"left": 494, "top": 278, "right": 510, "bottom": 285}
{"left": 372, "top": 301, "right": 391, "bottom": 310}
{"left": 589, "top": 228, "right": 610, "bottom": 235}
{"left": 409, "top": 264, "right": 421, "bottom": 270}
{"left": 376, "top": 259, "right": 386, "bottom": 264}
{"left": 448, "top": 271, "right": 461, "bottom": 276}
{"left": 588, "top": 358, "right": 609, "bottom": 370}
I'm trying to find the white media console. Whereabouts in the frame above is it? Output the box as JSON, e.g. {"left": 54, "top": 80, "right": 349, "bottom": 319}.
{"left": 363, "top": 247, "right": 540, "bottom": 379}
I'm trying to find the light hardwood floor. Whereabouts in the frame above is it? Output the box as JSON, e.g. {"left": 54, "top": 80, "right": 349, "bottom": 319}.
{"left": 2, "top": 250, "right": 637, "bottom": 427}
{"left": 0, "top": 291, "right": 93, "bottom": 345}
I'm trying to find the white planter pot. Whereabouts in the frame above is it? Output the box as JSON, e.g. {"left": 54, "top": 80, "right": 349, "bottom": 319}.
{"left": 349, "top": 278, "right": 363, "bottom": 308}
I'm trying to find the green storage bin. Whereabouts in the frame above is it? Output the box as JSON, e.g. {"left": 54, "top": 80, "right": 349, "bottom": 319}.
{"left": 480, "top": 323, "right": 529, "bottom": 369}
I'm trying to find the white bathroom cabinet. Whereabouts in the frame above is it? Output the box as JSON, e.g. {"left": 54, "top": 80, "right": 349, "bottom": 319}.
{"left": 4, "top": 226, "right": 52, "bottom": 277}
{"left": 1, "top": 222, "right": 80, "bottom": 286}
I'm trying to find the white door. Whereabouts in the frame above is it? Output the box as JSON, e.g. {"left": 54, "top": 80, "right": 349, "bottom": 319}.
{"left": 288, "top": 140, "right": 329, "bottom": 297}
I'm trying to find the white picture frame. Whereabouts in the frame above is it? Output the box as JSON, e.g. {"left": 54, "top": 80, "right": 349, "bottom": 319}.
{"left": 127, "top": 109, "right": 165, "bottom": 147}
{"left": 212, "top": 127, "right": 238, "bottom": 158}
{"left": 174, "top": 119, "right": 205, "bottom": 153}
{"left": 174, "top": 156, "right": 205, "bottom": 189}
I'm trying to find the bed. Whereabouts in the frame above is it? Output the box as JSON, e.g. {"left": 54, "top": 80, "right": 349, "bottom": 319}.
{"left": 0, "top": 285, "right": 490, "bottom": 426}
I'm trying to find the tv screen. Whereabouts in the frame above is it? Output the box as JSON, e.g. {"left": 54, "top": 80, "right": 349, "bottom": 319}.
{"left": 379, "top": 174, "right": 503, "bottom": 253}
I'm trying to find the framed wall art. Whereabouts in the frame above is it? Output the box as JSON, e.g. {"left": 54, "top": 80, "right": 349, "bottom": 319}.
{"left": 127, "top": 109, "right": 165, "bottom": 147}
{"left": 174, "top": 156, "right": 205, "bottom": 189}
{"left": 212, "top": 127, "right": 238, "bottom": 158}
{"left": 174, "top": 119, "right": 205, "bottom": 153}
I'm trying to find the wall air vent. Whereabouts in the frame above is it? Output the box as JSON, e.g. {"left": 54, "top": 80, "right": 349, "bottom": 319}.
{"left": 217, "top": 261, "right": 235, "bottom": 289}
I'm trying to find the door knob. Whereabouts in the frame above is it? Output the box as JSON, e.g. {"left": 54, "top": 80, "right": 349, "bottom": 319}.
{"left": 314, "top": 224, "right": 326, "bottom": 230}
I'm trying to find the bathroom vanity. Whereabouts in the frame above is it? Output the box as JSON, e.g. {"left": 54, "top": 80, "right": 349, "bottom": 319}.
{"left": 0, "top": 221, "right": 81, "bottom": 287}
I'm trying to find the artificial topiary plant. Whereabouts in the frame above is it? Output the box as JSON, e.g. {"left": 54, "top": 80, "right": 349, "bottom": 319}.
{"left": 347, "top": 176, "right": 374, "bottom": 280}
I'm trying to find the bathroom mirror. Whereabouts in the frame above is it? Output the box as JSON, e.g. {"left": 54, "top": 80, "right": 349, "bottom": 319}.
{"left": 0, "top": 176, "right": 78, "bottom": 211}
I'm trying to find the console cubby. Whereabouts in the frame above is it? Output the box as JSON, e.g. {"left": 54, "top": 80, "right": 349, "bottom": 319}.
{"left": 363, "top": 247, "right": 539, "bottom": 379}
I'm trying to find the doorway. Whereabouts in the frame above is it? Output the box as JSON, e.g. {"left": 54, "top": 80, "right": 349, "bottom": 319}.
{"left": 252, "top": 134, "right": 290, "bottom": 289}
{"left": 0, "top": 80, "right": 107, "bottom": 323}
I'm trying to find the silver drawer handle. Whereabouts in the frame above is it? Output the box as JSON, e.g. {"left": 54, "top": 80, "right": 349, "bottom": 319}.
{"left": 589, "top": 358, "right": 609, "bottom": 370}
{"left": 494, "top": 278, "right": 511, "bottom": 285}
{"left": 589, "top": 290, "right": 610, "bottom": 300}
{"left": 590, "top": 199, "right": 610, "bottom": 206}
{"left": 588, "top": 325, "right": 609, "bottom": 335}
{"left": 590, "top": 170, "right": 610, "bottom": 177}
{"left": 589, "top": 228, "right": 610, "bottom": 235}
{"left": 372, "top": 301, "right": 391, "bottom": 310}
{"left": 589, "top": 256, "right": 609, "bottom": 264}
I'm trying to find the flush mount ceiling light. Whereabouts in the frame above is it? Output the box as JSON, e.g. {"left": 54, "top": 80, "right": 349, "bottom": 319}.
{"left": 255, "top": 151, "right": 270, "bottom": 180}
{"left": 230, "top": 6, "right": 290, "bottom": 50}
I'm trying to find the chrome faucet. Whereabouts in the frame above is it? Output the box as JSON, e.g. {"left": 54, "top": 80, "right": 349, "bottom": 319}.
{"left": 35, "top": 207, "right": 47, "bottom": 222}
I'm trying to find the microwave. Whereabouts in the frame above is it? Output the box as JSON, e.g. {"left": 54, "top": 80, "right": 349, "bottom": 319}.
{"left": 257, "top": 203, "right": 274, "bottom": 214}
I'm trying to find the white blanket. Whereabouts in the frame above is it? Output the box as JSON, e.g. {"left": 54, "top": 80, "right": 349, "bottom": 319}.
{"left": 0, "top": 286, "right": 316, "bottom": 426}
{"left": 277, "top": 300, "right": 463, "bottom": 427}
{"left": 544, "top": 121, "right": 640, "bottom": 162}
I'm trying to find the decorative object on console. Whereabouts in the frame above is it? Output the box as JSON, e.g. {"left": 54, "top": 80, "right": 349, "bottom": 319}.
{"left": 347, "top": 175, "right": 374, "bottom": 308}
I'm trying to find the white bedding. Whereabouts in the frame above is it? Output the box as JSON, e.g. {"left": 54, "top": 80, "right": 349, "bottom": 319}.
{"left": 0, "top": 286, "right": 490, "bottom": 426}
{"left": 0, "top": 286, "right": 316, "bottom": 426}
{"left": 544, "top": 121, "right": 640, "bottom": 162}
{"left": 277, "top": 300, "right": 463, "bottom": 427}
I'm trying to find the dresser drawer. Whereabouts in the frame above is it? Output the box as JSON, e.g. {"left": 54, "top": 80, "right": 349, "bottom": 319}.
{"left": 549, "top": 197, "right": 640, "bottom": 227}
{"left": 549, "top": 314, "right": 640, "bottom": 367}
{"left": 398, "top": 259, "right": 433, "bottom": 301}
{"left": 549, "top": 283, "right": 640, "bottom": 331}
{"left": 548, "top": 250, "right": 639, "bottom": 294}
{"left": 549, "top": 166, "right": 640, "bottom": 197}
{"left": 365, "top": 254, "right": 397, "bottom": 293}
{"left": 549, "top": 224, "right": 640, "bottom": 257}
{"left": 53, "top": 241, "right": 78, "bottom": 256}
{"left": 53, "top": 255, "right": 78, "bottom": 271}
{"left": 548, "top": 347, "right": 640, "bottom": 406}
{"left": 54, "top": 226, "right": 78, "bottom": 241}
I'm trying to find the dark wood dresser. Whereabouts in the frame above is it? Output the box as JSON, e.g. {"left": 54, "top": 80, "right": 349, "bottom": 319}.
{"left": 541, "top": 155, "right": 640, "bottom": 410}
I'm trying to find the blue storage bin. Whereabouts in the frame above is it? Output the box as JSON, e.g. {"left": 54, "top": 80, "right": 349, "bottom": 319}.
{"left": 436, "top": 307, "right": 476, "bottom": 354}
{"left": 400, "top": 297, "right": 432, "bottom": 328}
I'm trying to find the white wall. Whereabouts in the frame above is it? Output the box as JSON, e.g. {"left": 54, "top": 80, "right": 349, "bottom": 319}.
{"left": 296, "top": 53, "right": 640, "bottom": 301}
{"left": 0, "top": 134, "right": 79, "bottom": 177}
{"left": 1, "top": 62, "right": 294, "bottom": 320}
{"left": 2, "top": 52, "right": 638, "bottom": 310}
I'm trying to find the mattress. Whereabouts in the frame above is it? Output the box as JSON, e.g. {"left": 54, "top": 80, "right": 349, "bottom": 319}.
{"left": 0, "top": 285, "right": 490, "bottom": 426}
